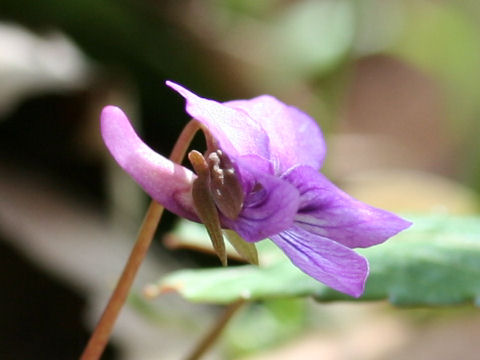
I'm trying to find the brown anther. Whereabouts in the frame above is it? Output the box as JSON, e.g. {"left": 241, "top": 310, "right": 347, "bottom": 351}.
{"left": 188, "top": 150, "right": 227, "bottom": 266}
{"left": 206, "top": 150, "right": 244, "bottom": 220}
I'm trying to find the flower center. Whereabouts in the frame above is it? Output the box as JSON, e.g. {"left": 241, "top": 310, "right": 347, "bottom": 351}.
{"left": 188, "top": 148, "right": 245, "bottom": 266}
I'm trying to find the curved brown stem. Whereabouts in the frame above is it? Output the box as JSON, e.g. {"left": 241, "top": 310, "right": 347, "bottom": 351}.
{"left": 80, "top": 119, "right": 200, "bottom": 360}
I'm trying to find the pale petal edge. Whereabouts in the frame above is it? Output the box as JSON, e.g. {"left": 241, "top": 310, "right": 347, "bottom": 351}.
{"left": 166, "top": 81, "right": 270, "bottom": 161}
{"left": 226, "top": 96, "right": 326, "bottom": 172}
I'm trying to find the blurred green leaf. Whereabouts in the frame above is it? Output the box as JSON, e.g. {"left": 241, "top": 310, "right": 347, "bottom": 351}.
{"left": 270, "top": 0, "right": 355, "bottom": 76}
{"left": 225, "top": 298, "right": 307, "bottom": 358}
{"left": 159, "top": 215, "right": 480, "bottom": 306}
{"left": 215, "top": 0, "right": 280, "bottom": 20}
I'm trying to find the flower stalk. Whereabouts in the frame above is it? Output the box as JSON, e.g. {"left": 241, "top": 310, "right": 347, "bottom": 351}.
{"left": 80, "top": 119, "right": 200, "bottom": 360}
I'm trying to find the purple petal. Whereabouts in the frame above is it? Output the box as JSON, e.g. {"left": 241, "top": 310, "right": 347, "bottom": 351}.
{"left": 166, "top": 81, "right": 270, "bottom": 160}
{"left": 233, "top": 154, "right": 275, "bottom": 194}
{"left": 225, "top": 95, "right": 326, "bottom": 173}
{"left": 282, "top": 166, "right": 412, "bottom": 248}
{"left": 101, "top": 106, "right": 197, "bottom": 220}
{"left": 223, "top": 156, "right": 300, "bottom": 242}
{"left": 271, "top": 226, "right": 369, "bottom": 297}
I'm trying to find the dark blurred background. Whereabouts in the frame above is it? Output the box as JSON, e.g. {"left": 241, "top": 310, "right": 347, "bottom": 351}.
{"left": 1, "top": 1, "right": 480, "bottom": 359}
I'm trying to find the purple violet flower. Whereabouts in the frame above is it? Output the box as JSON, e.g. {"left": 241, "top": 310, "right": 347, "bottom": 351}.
{"left": 101, "top": 81, "right": 411, "bottom": 297}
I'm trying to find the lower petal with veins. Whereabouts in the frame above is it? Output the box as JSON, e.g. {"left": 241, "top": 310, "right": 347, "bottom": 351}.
{"left": 271, "top": 226, "right": 369, "bottom": 297}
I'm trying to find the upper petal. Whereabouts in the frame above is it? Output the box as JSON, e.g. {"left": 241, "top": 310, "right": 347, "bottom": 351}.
{"left": 282, "top": 165, "right": 412, "bottom": 248}
{"left": 271, "top": 226, "right": 369, "bottom": 297}
{"left": 225, "top": 95, "right": 326, "bottom": 173}
{"left": 166, "top": 81, "right": 270, "bottom": 160}
{"left": 101, "top": 106, "right": 197, "bottom": 220}
{"left": 223, "top": 155, "right": 300, "bottom": 242}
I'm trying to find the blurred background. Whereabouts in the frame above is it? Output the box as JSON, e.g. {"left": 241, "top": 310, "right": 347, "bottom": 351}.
{"left": 1, "top": 0, "right": 480, "bottom": 359}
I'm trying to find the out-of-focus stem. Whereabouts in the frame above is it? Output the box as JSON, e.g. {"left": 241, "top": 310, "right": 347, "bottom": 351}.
{"left": 80, "top": 119, "right": 200, "bottom": 360}
{"left": 184, "top": 300, "right": 246, "bottom": 360}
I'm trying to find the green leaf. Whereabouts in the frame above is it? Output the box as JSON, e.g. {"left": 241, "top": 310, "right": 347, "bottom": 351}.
{"left": 271, "top": 0, "right": 355, "bottom": 76}
{"left": 224, "top": 298, "right": 307, "bottom": 358}
{"left": 158, "top": 215, "right": 480, "bottom": 306}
